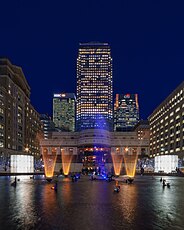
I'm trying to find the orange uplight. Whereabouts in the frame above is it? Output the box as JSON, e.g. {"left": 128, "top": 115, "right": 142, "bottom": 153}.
{"left": 42, "top": 148, "right": 57, "bottom": 178}
{"left": 123, "top": 148, "right": 138, "bottom": 178}
{"left": 125, "top": 147, "right": 129, "bottom": 152}
{"left": 61, "top": 149, "right": 73, "bottom": 175}
{"left": 111, "top": 152, "right": 123, "bottom": 176}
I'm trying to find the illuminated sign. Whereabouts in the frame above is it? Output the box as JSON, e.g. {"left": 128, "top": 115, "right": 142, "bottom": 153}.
{"left": 124, "top": 94, "right": 130, "bottom": 99}
{"left": 54, "top": 94, "right": 61, "bottom": 97}
{"left": 54, "top": 93, "right": 66, "bottom": 98}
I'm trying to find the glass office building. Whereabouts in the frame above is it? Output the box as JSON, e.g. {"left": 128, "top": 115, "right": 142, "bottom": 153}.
{"left": 76, "top": 42, "right": 113, "bottom": 131}
{"left": 53, "top": 93, "right": 76, "bottom": 131}
{"left": 114, "top": 94, "right": 139, "bottom": 131}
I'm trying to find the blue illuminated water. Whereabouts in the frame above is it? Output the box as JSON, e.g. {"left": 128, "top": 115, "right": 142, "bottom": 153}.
{"left": 0, "top": 175, "right": 184, "bottom": 230}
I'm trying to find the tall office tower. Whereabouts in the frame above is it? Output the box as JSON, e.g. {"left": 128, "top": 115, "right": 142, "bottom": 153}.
{"left": 0, "top": 58, "right": 42, "bottom": 165}
{"left": 53, "top": 93, "right": 76, "bottom": 131}
{"left": 76, "top": 42, "right": 113, "bottom": 131}
{"left": 40, "top": 114, "right": 55, "bottom": 139}
{"left": 114, "top": 94, "right": 139, "bottom": 131}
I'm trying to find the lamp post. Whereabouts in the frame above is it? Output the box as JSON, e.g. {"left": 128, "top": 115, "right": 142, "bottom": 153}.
{"left": 25, "top": 147, "right": 29, "bottom": 153}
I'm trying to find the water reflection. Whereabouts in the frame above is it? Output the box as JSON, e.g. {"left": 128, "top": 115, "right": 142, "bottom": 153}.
{"left": 8, "top": 176, "right": 39, "bottom": 229}
{"left": 149, "top": 176, "right": 184, "bottom": 229}
{"left": 14, "top": 181, "right": 38, "bottom": 228}
{"left": 58, "top": 178, "right": 72, "bottom": 205}
{"left": 39, "top": 182, "right": 61, "bottom": 229}
{"left": 0, "top": 176, "right": 184, "bottom": 230}
{"left": 119, "top": 184, "right": 138, "bottom": 226}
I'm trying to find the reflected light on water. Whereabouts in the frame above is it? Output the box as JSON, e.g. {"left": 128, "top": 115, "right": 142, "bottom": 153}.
{"left": 12, "top": 182, "right": 38, "bottom": 228}
{"left": 41, "top": 183, "right": 58, "bottom": 216}
{"left": 42, "top": 148, "right": 57, "bottom": 178}
{"left": 59, "top": 178, "right": 72, "bottom": 204}
{"left": 119, "top": 184, "right": 138, "bottom": 224}
{"left": 1, "top": 176, "right": 184, "bottom": 229}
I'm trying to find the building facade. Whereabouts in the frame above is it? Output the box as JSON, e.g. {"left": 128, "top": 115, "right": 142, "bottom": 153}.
{"left": 40, "top": 114, "right": 55, "bottom": 139}
{"left": 53, "top": 93, "right": 76, "bottom": 131}
{"left": 149, "top": 81, "right": 184, "bottom": 172}
{"left": 0, "top": 58, "right": 42, "bottom": 170}
{"left": 114, "top": 93, "right": 139, "bottom": 131}
{"left": 76, "top": 42, "right": 113, "bottom": 131}
{"left": 40, "top": 126, "right": 150, "bottom": 174}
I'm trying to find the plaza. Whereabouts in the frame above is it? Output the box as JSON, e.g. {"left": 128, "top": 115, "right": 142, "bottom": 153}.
{"left": 0, "top": 175, "right": 184, "bottom": 230}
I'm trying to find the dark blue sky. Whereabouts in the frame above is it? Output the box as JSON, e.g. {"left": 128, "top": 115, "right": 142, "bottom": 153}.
{"left": 0, "top": 0, "right": 184, "bottom": 119}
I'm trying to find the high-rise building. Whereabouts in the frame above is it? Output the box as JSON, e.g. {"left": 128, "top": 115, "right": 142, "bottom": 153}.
{"left": 53, "top": 93, "right": 76, "bottom": 131}
{"left": 40, "top": 114, "right": 55, "bottom": 139}
{"left": 76, "top": 42, "right": 113, "bottom": 131}
{"left": 114, "top": 94, "right": 139, "bottom": 131}
{"left": 0, "top": 58, "right": 42, "bottom": 168}
{"left": 149, "top": 81, "right": 184, "bottom": 173}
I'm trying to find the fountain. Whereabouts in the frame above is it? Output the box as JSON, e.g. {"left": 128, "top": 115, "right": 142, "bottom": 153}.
{"left": 111, "top": 151, "right": 123, "bottom": 176}
{"left": 42, "top": 148, "right": 57, "bottom": 181}
{"left": 123, "top": 147, "right": 138, "bottom": 178}
{"left": 61, "top": 149, "right": 73, "bottom": 176}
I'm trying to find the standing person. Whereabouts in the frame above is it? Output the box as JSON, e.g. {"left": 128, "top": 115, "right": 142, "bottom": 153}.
{"left": 163, "top": 179, "right": 166, "bottom": 186}
{"left": 11, "top": 176, "right": 17, "bottom": 187}
{"left": 140, "top": 167, "right": 144, "bottom": 175}
{"left": 14, "top": 176, "right": 17, "bottom": 186}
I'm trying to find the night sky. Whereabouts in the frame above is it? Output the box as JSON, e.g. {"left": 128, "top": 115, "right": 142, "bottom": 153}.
{"left": 0, "top": 0, "right": 184, "bottom": 120}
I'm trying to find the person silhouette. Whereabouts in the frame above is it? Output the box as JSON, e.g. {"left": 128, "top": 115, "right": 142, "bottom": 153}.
{"left": 11, "top": 177, "right": 17, "bottom": 187}
{"left": 163, "top": 179, "right": 166, "bottom": 186}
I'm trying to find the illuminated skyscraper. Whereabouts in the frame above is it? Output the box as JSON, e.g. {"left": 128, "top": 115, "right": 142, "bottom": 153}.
{"left": 53, "top": 93, "right": 76, "bottom": 131}
{"left": 114, "top": 94, "right": 139, "bottom": 131}
{"left": 76, "top": 42, "right": 113, "bottom": 131}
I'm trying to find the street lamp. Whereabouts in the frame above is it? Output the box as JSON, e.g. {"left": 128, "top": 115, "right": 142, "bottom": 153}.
{"left": 25, "top": 147, "right": 29, "bottom": 153}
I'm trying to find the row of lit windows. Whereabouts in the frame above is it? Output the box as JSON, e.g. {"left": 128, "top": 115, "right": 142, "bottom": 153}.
{"left": 79, "top": 103, "right": 109, "bottom": 107}
{"left": 150, "top": 125, "right": 183, "bottom": 137}
{"left": 77, "top": 90, "right": 111, "bottom": 93}
{"left": 150, "top": 113, "right": 183, "bottom": 130}
{"left": 80, "top": 82, "right": 111, "bottom": 85}
{"left": 78, "top": 61, "right": 110, "bottom": 64}
{"left": 80, "top": 82, "right": 111, "bottom": 86}
{"left": 149, "top": 88, "right": 183, "bottom": 124}
{"left": 77, "top": 107, "right": 113, "bottom": 111}
{"left": 78, "top": 56, "right": 110, "bottom": 59}
{"left": 78, "top": 67, "right": 111, "bottom": 71}
{"left": 79, "top": 52, "right": 111, "bottom": 55}
{"left": 80, "top": 110, "right": 109, "bottom": 114}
